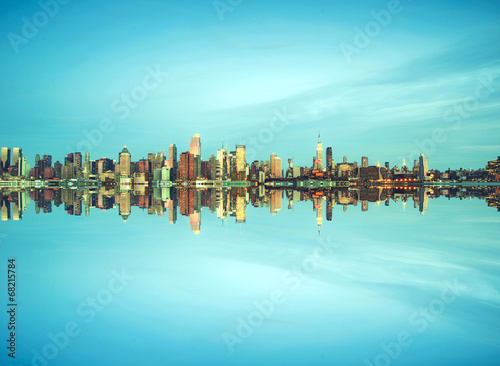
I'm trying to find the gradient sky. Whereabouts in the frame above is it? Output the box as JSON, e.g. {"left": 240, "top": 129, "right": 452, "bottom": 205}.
{"left": 1, "top": 0, "right": 499, "bottom": 170}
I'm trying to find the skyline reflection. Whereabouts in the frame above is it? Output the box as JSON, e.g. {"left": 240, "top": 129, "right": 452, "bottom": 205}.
{"left": 2, "top": 186, "right": 499, "bottom": 233}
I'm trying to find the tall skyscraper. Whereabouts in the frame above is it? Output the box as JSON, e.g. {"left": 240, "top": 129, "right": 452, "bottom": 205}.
{"left": 74, "top": 152, "right": 82, "bottom": 169}
{"left": 11, "top": 148, "right": 22, "bottom": 175}
{"left": 216, "top": 147, "right": 227, "bottom": 179}
{"left": 155, "top": 151, "right": 165, "bottom": 169}
{"left": 179, "top": 152, "right": 194, "bottom": 180}
{"left": 270, "top": 153, "right": 282, "bottom": 178}
{"left": 236, "top": 145, "right": 246, "bottom": 173}
{"left": 1, "top": 147, "right": 11, "bottom": 170}
{"left": 190, "top": 134, "right": 201, "bottom": 157}
{"left": 326, "top": 147, "right": 332, "bottom": 171}
{"left": 12, "top": 148, "right": 22, "bottom": 166}
{"left": 119, "top": 146, "right": 131, "bottom": 177}
{"left": 419, "top": 153, "right": 429, "bottom": 181}
{"left": 19, "top": 157, "right": 27, "bottom": 177}
{"left": 316, "top": 134, "right": 323, "bottom": 170}
{"left": 168, "top": 144, "right": 177, "bottom": 178}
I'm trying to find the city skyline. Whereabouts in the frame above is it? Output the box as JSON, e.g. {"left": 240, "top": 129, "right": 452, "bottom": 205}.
{"left": 2, "top": 132, "right": 500, "bottom": 179}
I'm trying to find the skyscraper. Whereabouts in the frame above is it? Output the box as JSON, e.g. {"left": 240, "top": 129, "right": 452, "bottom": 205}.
{"left": 74, "top": 152, "right": 82, "bottom": 168}
{"left": 119, "top": 146, "right": 131, "bottom": 177}
{"left": 168, "top": 144, "right": 177, "bottom": 179}
{"left": 419, "top": 153, "right": 429, "bottom": 181}
{"left": 326, "top": 147, "right": 332, "bottom": 171}
{"left": 361, "top": 156, "right": 369, "bottom": 168}
{"left": 316, "top": 134, "right": 323, "bottom": 170}
{"left": 190, "top": 134, "right": 201, "bottom": 157}
{"left": 12, "top": 148, "right": 22, "bottom": 166}
{"left": 179, "top": 152, "right": 194, "bottom": 180}
{"left": 11, "top": 147, "right": 22, "bottom": 175}
{"left": 1, "top": 147, "right": 11, "bottom": 170}
{"left": 270, "top": 153, "right": 282, "bottom": 178}
{"left": 236, "top": 145, "right": 246, "bottom": 173}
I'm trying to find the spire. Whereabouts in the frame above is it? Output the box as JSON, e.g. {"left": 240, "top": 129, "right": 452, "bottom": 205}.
{"left": 318, "top": 132, "right": 321, "bottom": 143}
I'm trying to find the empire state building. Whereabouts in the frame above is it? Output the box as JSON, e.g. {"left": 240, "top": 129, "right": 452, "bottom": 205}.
{"left": 316, "top": 134, "right": 323, "bottom": 170}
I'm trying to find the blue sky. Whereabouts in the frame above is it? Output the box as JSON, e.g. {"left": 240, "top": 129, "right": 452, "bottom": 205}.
{"left": 1, "top": 0, "right": 499, "bottom": 170}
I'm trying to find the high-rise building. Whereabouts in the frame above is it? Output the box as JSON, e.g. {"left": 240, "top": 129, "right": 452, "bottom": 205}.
{"left": 74, "top": 152, "right": 82, "bottom": 168}
{"left": 12, "top": 148, "right": 22, "bottom": 167}
{"left": 361, "top": 156, "right": 369, "bottom": 168}
{"left": 168, "top": 144, "right": 177, "bottom": 179}
{"left": 11, "top": 148, "right": 22, "bottom": 175}
{"left": 216, "top": 147, "right": 228, "bottom": 179}
{"left": 1, "top": 147, "right": 11, "bottom": 170}
{"left": 236, "top": 145, "right": 246, "bottom": 173}
{"left": 195, "top": 155, "right": 202, "bottom": 178}
{"left": 179, "top": 152, "right": 194, "bottom": 180}
{"left": 270, "top": 153, "right": 282, "bottom": 178}
{"left": 19, "top": 157, "right": 28, "bottom": 177}
{"left": 326, "top": 147, "right": 333, "bottom": 171}
{"left": 316, "top": 134, "right": 323, "bottom": 170}
{"left": 119, "top": 146, "right": 131, "bottom": 177}
{"left": 155, "top": 151, "right": 164, "bottom": 169}
{"left": 419, "top": 153, "right": 429, "bottom": 181}
{"left": 190, "top": 134, "right": 201, "bottom": 157}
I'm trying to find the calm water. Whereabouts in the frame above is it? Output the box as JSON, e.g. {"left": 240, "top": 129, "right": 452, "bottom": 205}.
{"left": 1, "top": 187, "right": 499, "bottom": 366}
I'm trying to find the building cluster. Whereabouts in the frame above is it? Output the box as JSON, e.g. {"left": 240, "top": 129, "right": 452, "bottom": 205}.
{"left": 1, "top": 138, "right": 500, "bottom": 184}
